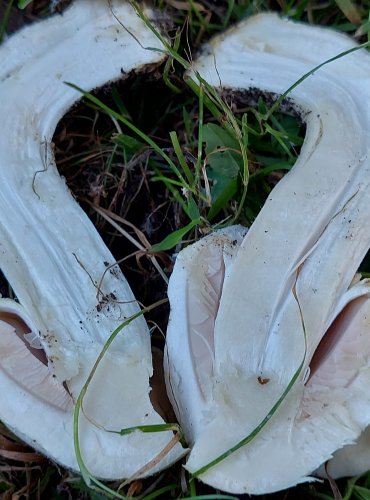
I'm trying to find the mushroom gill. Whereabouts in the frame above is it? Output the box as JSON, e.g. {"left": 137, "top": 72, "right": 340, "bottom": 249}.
{"left": 0, "top": 301, "right": 72, "bottom": 411}
{"left": 165, "top": 226, "right": 247, "bottom": 441}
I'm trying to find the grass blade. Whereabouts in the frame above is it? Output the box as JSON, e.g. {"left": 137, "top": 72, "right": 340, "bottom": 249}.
{"left": 150, "top": 218, "right": 200, "bottom": 252}
{"left": 0, "top": 0, "right": 14, "bottom": 43}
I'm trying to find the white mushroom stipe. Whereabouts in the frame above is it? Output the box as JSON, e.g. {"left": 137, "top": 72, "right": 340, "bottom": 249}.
{"left": 166, "top": 14, "right": 370, "bottom": 494}
{"left": 0, "top": 0, "right": 186, "bottom": 479}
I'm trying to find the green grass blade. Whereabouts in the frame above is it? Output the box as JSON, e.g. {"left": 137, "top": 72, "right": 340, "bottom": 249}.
{"left": 17, "top": 0, "right": 31, "bottom": 8}
{"left": 112, "top": 423, "right": 181, "bottom": 436}
{"left": 265, "top": 40, "right": 370, "bottom": 121}
{"left": 150, "top": 172, "right": 193, "bottom": 218}
{"left": 163, "top": 27, "right": 182, "bottom": 93}
{"left": 264, "top": 123, "right": 294, "bottom": 159}
{"left": 186, "top": 78, "right": 223, "bottom": 122}
{"left": 192, "top": 269, "right": 308, "bottom": 478}
{"left": 191, "top": 354, "right": 305, "bottom": 478}
{"left": 109, "top": 423, "right": 186, "bottom": 447}
{"left": 170, "top": 131, "right": 195, "bottom": 185}
{"left": 222, "top": 0, "right": 235, "bottom": 28}
{"left": 0, "top": 0, "right": 14, "bottom": 43}
{"left": 195, "top": 84, "right": 204, "bottom": 180}
{"left": 150, "top": 218, "right": 200, "bottom": 252}
{"left": 250, "top": 163, "right": 292, "bottom": 179}
{"left": 65, "top": 82, "right": 189, "bottom": 188}
{"left": 142, "top": 484, "right": 180, "bottom": 500}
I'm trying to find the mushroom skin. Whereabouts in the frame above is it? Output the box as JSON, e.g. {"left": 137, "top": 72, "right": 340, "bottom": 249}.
{"left": 0, "top": 0, "right": 186, "bottom": 479}
{"left": 166, "top": 14, "right": 370, "bottom": 494}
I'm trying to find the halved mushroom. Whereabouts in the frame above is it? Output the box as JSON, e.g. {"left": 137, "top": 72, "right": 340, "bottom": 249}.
{"left": 166, "top": 230, "right": 370, "bottom": 493}
{"left": 165, "top": 226, "right": 247, "bottom": 441}
{"left": 166, "top": 13, "right": 370, "bottom": 494}
{"left": 0, "top": 0, "right": 185, "bottom": 479}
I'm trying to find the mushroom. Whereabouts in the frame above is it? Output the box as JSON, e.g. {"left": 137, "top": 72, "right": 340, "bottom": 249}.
{"left": 165, "top": 13, "right": 370, "bottom": 494}
{"left": 0, "top": 0, "right": 186, "bottom": 479}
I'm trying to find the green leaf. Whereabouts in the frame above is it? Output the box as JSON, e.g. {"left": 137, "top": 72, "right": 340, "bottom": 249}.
{"left": 203, "top": 123, "right": 239, "bottom": 152}
{"left": 113, "top": 133, "right": 143, "bottom": 153}
{"left": 186, "top": 195, "right": 201, "bottom": 221}
{"left": 17, "top": 0, "right": 32, "bottom": 8}
{"left": 170, "top": 130, "right": 194, "bottom": 185}
{"left": 203, "top": 123, "right": 241, "bottom": 218}
{"left": 207, "top": 177, "right": 237, "bottom": 220}
{"left": 352, "top": 485, "right": 370, "bottom": 500}
{"left": 114, "top": 423, "right": 181, "bottom": 436}
{"left": 0, "top": 0, "right": 14, "bottom": 43}
{"left": 250, "top": 161, "right": 292, "bottom": 179}
{"left": 142, "top": 484, "right": 180, "bottom": 500}
{"left": 111, "top": 85, "right": 131, "bottom": 118}
{"left": 150, "top": 218, "right": 200, "bottom": 252}
{"left": 206, "top": 148, "right": 240, "bottom": 179}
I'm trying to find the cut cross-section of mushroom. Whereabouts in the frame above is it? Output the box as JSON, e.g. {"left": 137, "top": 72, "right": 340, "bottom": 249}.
{"left": 165, "top": 226, "right": 247, "bottom": 441}
{"left": 0, "top": 0, "right": 186, "bottom": 479}
{"left": 167, "top": 232, "right": 370, "bottom": 492}
{"left": 166, "top": 13, "right": 370, "bottom": 494}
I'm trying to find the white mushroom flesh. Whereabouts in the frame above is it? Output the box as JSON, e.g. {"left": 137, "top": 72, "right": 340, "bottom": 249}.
{"left": 0, "top": 0, "right": 186, "bottom": 479}
{"left": 166, "top": 13, "right": 370, "bottom": 493}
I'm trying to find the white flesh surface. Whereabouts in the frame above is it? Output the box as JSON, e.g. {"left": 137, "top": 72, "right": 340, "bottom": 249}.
{"left": 167, "top": 13, "right": 370, "bottom": 493}
{"left": 0, "top": 0, "right": 186, "bottom": 479}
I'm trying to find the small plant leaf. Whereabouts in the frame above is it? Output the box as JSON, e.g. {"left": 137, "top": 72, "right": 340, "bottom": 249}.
{"left": 203, "top": 123, "right": 240, "bottom": 152}
{"left": 203, "top": 123, "right": 241, "bottom": 218}
{"left": 150, "top": 219, "right": 200, "bottom": 252}
{"left": 207, "top": 177, "right": 237, "bottom": 220}
{"left": 114, "top": 423, "right": 181, "bottom": 436}
{"left": 113, "top": 133, "right": 143, "bottom": 154}
{"left": 186, "top": 195, "right": 201, "bottom": 221}
{"left": 17, "top": 0, "right": 32, "bottom": 8}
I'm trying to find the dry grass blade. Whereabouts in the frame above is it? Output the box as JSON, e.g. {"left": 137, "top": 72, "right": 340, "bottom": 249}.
{"left": 90, "top": 203, "right": 148, "bottom": 251}
{"left": 164, "top": 0, "right": 206, "bottom": 11}
{"left": 0, "top": 435, "right": 44, "bottom": 463}
{"left": 0, "top": 465, "right": 42, "bottom": 471}
{"left": 324, "top": 463, "right": 343, "bottom": 500}
{"left": 118, "top": 434, "right": 181, "bottom": 491}
{"left": 0, "top": 449, "right": 45, "bottom": 462}
{"left": 90, "top": 203, "right": 170, "bottom": 283}
{"left": 335, "top": 0, "right": 362, "bottom": 24}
